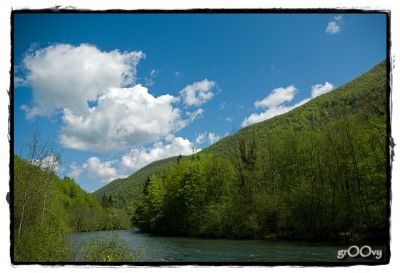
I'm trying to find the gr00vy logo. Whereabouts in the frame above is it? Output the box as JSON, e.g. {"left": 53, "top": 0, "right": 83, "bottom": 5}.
{"left": 337, "top": 245, "right": 382, "bottom": 260}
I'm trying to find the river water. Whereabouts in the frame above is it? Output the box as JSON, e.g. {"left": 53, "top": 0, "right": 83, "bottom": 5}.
{"left": 70, "top": 229, "right": 386, "bottom": 263}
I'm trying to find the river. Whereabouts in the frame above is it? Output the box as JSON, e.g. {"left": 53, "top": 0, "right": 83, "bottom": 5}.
{"left": 70, "top": 229, "right": 386, "bottom": 263}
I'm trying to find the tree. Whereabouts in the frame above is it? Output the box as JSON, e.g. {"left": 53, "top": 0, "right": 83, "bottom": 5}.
{"left": 108, "top": 195, "right": 114, "bottom": 207}
{"left": 101, "top": 194, "right": 109, "bottom": 208}
{"left": 143, "top": 176, "right": 151, "bottom": 195}
{"left": 16, "top": 126, "right": 60, "bottom": 236}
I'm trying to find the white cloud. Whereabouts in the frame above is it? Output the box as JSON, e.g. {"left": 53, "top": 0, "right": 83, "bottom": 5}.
{"left": 254, "top": 85, "right": 297, "bottom": 109}
{"left": 19, "top": 43, "right": 209, "bottom": 154}
{"left": 144, "top": 69, "right": 157, "bottom": 86}
{"left": 207, "top": 132, "right": 221, "bottom": 144}
{"left": 121, "top": 136, "right": 193, "bottom": 173}
{"left": 14, "top": 76, "right": 27, "bottom": 87}
{"left": 195, "top": 132, "right": 206, "bottom": 144}
{"left": 242, "top": 85, "right": 298, "bottom": 127}
{"left": 59, "top": 84, "right": 183, "bottom": 152}
{"left": 71, "top": 135, "right": 195, "bottom": 181}
{"left": 180, "top": 79, "right": 216, "bottom": 106}
{"left": 67, "top": 161, "right": 82, "bottom": 179}
{"left": 186, "top": 108, "right": 204, "bottom": 123}
{"left": 241, "top": 82, "right": 334, "bottom": 127}
{"left": 241, "top": 105, "right": 295, "bottom": 127}
{"left": 20, "top": 43, "right": 144, "bottom": 118}
{"left": 311, "top": 82, "right": 334, "bottom": 98}
{"left": 83, "top": 157, "right": 122, "bottom": 183}
{"left": 326, "top": 21, "right": 341, "bottom": 34}
{"left": 195, "top": 132, "right": 221, "bottom": 145}
{"left": 326, "top": 15, "right": 343, "bottom": 34}
{"left": 32, "top": 155, "right": 59, "bottom": 172}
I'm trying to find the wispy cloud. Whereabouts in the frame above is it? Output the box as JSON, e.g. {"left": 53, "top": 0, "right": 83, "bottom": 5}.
{"left": 174, "top": 71, "right": 183, "bottom": 78}
{"left": 207, "top": 132, "right": 221, "bottom": 144}
{"left": 326, "top": 15, "right": 343, "bottom": 35}
{"left": 195, "top": 131, "right": 221, "bottom": 145}
{"left": 195, "top": 132, "right": 206, "bottom": 144}
{"left": 144, "top": 69, "right": 157, "bottom": 86}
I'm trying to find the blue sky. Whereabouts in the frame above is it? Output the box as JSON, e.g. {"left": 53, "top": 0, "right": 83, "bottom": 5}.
{"left": 13, "top": 13, "right": 387, "bottom": 192}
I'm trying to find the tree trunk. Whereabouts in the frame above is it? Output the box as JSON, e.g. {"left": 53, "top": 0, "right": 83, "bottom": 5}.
{"left": 17, "top": 186, "right": 29, "bottom": 237}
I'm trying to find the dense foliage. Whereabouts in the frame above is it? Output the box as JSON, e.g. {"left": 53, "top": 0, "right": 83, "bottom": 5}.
{"left": 133, "top": 154, "right": 237, "bottom": 236}
{"left": 81, "top": 232, "right": 144, "bottom": 262}
{"left": 13, "top": 156, "right": 131, "bottom": 262}
{"left": 132, "top": 61, "right": 388, "bottom": 241}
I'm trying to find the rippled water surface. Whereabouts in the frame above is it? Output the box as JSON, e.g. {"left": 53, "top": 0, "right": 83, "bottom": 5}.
{"left": 70, "top": 230, "right": 386, "bottom": 263}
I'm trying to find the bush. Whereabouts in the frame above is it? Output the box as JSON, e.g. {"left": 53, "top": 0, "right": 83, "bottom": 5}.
{"left": 82, "top": 232, "right": 144, "bottom": 262}
{"left": 14, "top": 226, "right": 72, "bottom": 262}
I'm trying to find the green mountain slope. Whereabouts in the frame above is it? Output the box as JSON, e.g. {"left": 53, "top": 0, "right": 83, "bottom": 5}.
{"left": 95, "top": 60, "right": 387, "bottom": 216}
{"left": 204, "top": 60, "right": 387, "bottom": 157}
{"left": 94, "top": 156, "right": 181, "bottom": 208}
{"left": 130, "top": 60, "right": 387, "bottom": 240}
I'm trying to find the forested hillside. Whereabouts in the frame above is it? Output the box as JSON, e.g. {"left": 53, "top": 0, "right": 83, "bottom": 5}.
{"left": 94, "top": 156, "right": 180, "bottom": 209}
{"left": 13, "top": 155, "right": 131, "bottom": 262}
{"left": 111, "top": 60, "right": 388, "bottom": 241}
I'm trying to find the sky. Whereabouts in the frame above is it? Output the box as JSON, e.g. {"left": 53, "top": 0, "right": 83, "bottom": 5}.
{"left": 13, "top": 12, "right": 387, "bottom": 192}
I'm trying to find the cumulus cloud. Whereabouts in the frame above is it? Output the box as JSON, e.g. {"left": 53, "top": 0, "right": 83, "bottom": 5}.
{"left": 120, "top": 135, "right": 193, "bottom": 173}
{"left": 83, "top": 157, "right": 122, "bottom": 183}
{"left": 20, "top": 43, "right": 144, "bottom": 118}
{"left": 180, "top": 79, "right": 216, "bottom": 106}
{"left": 326, "top": 15, "right": 343, "bottom": 34}
{"left": 68, "top": 135, "right": 195, "bottom": 182}
{"left": 59, "top": 85, "right": 183, "bottom": 152}
{"left": 311, "top": 82, "right": 334, "bottom": 98}
{"left": 241, "top": 82, "right": 334, "bottom": 127}
{"left": 19, "top": 43, "right": 210, "bottom": 153}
